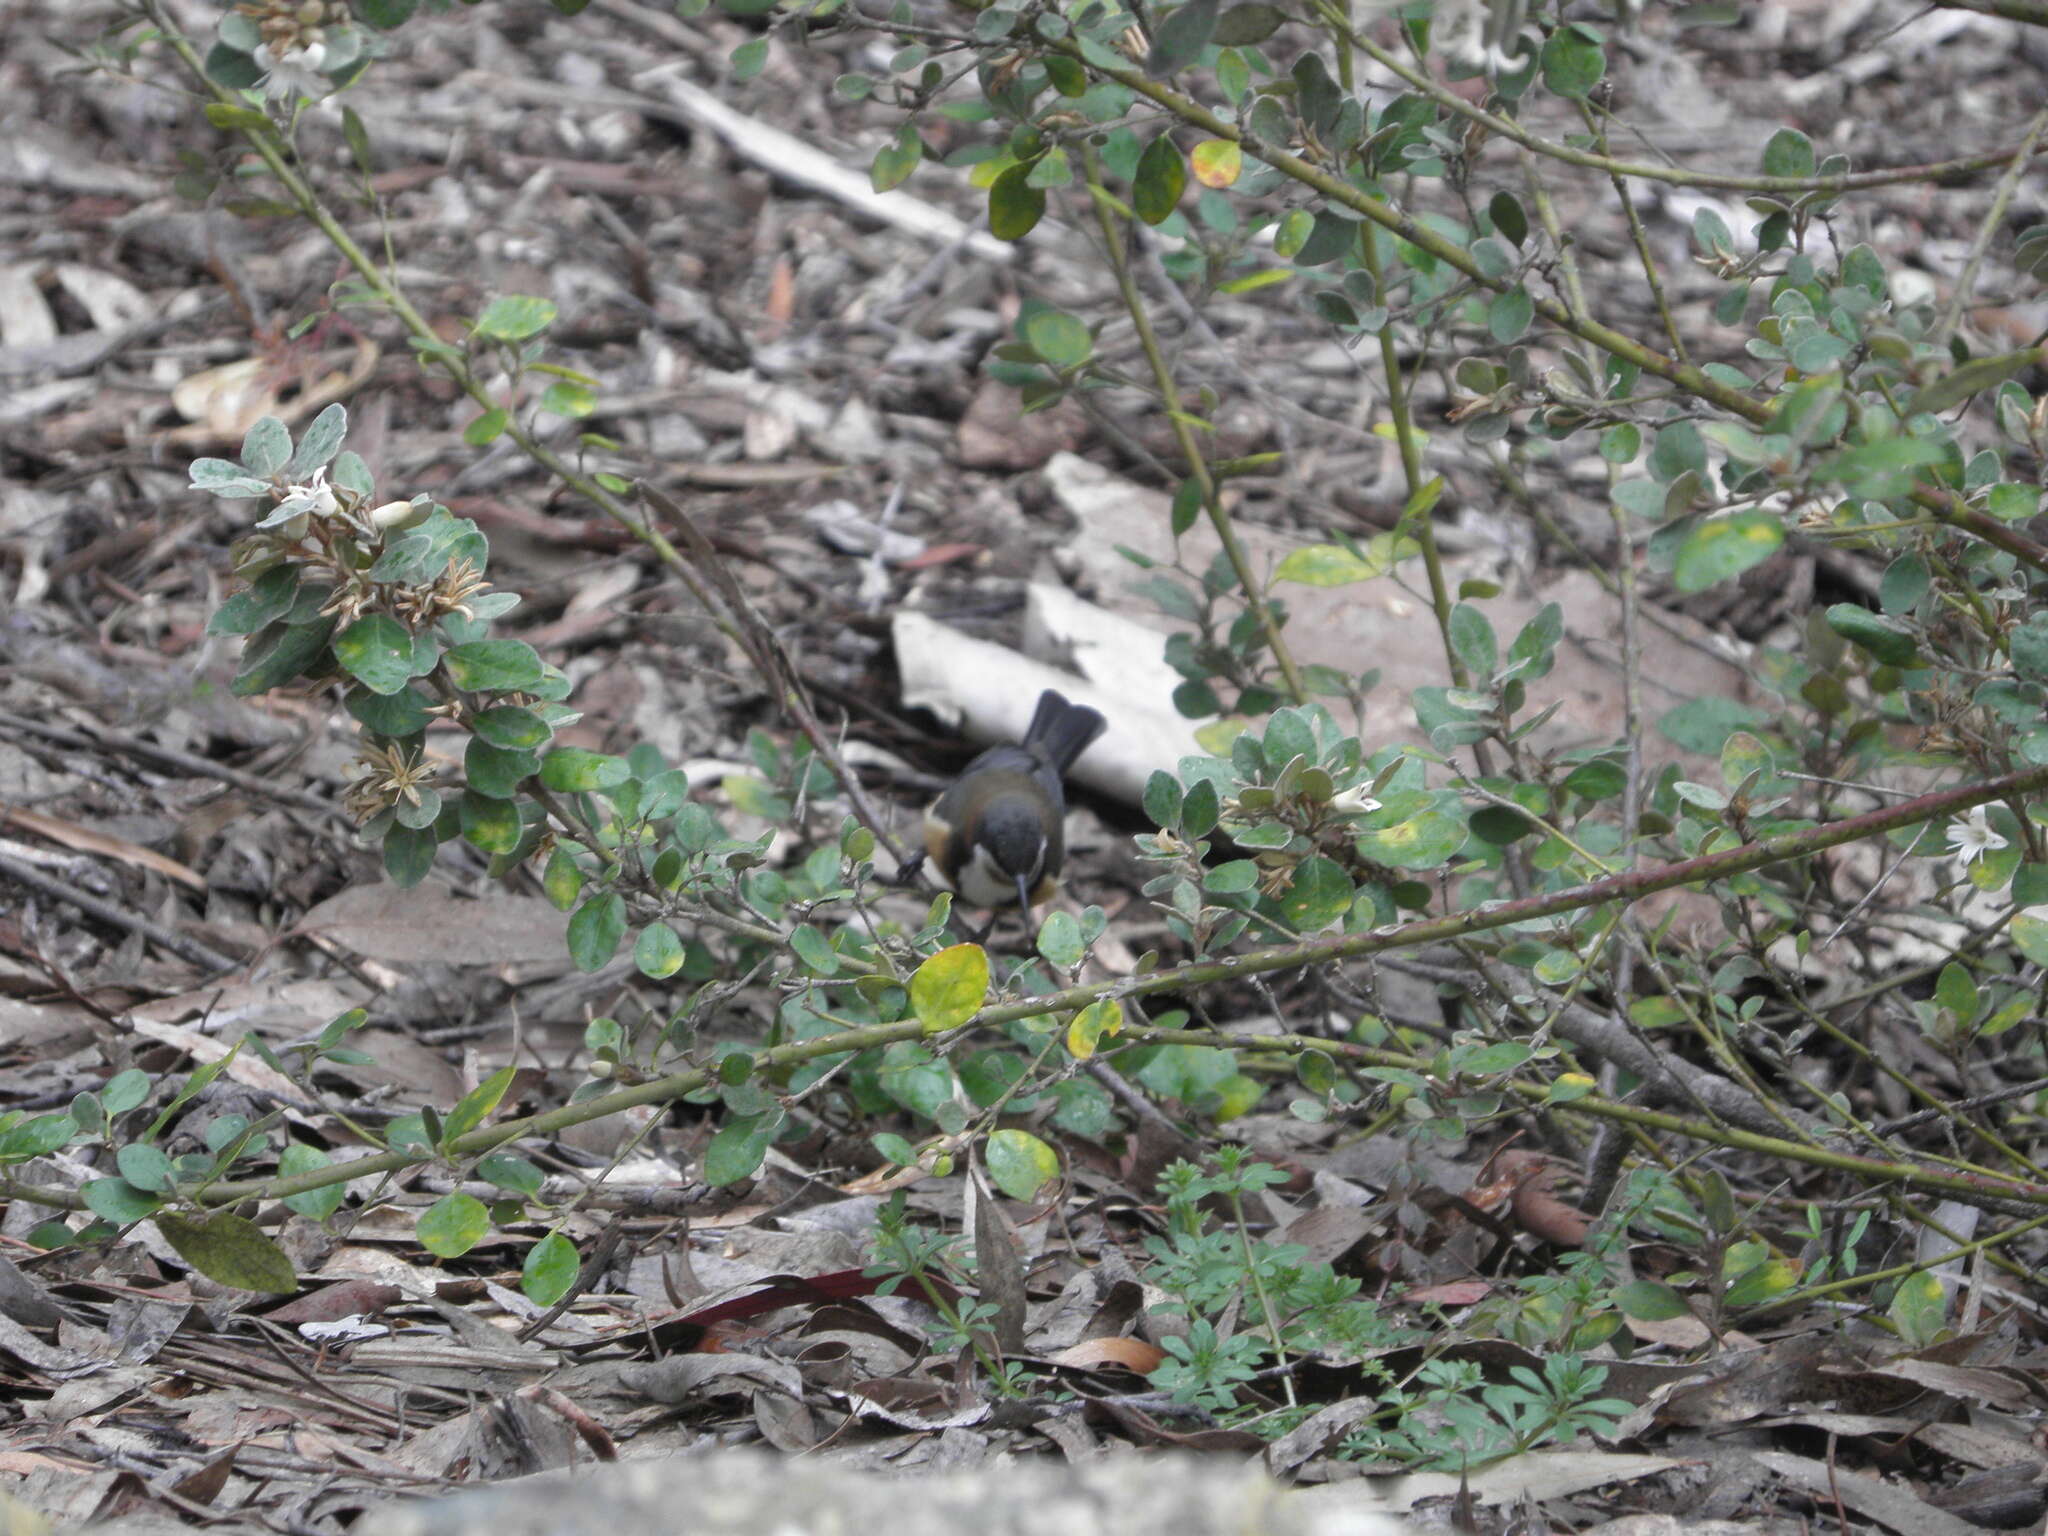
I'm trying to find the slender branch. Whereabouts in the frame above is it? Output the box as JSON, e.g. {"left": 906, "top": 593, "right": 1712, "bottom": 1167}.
{"left": 1080, "top": 146, "right": 1306, "bottom": 704}
{"left": 1934, "top": 104, "right": 2048, "bottom": 346}
{"left": 1305, "top": 0, "right": 2047, "bottom": 193}
{"left": 17, "top": 759, "right": 2043, "bottom": 1215}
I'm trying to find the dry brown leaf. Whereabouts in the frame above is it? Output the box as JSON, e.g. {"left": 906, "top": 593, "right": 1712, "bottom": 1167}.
{"left": 1047, "top": 1336, "right": 1166, "bottom": 1375}
{"left": 0, "top": 803, "right": 204, "bottom": 889}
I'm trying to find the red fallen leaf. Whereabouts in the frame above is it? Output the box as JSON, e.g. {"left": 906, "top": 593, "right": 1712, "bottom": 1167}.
{"left": 170, "top": 1446, "right": 238, "bottom": 1506}
{"left": 898, "top": 542, "right": 986, "bottom": 571}
{"left": 677, "top": 1268, "right": 963, "bottom": 1329}
{"left": 1495, "top": 1149, "right": 1592, "bottom": 1247}
{"left": 1048, "top": 1336, "right": 1167, "bottom": 1374}
{"left": 1403, "top": 1280, "right": 1494, "bottom": 1308}
{"left": 264, "top": 1279, "right": 403, "bottom": 1326}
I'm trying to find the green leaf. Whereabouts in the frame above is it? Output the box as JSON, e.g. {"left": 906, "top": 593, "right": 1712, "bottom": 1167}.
{"left": 988, "top": 163, "right": 1045, "bottom": 241}
{"left": 1448, "top": 602, "right": 1497, "bottom": 677}
{"left": 539, "top": 748, "right": 630, "bottom": 793}
{"left": 344, "top": 686, "right": 428, "bottom": 739}
{"left": 472, "top": 705, "right": 553, "bottom": 751}
{"left": 522, "top": 1231, "right": 579, "bottom": 1305}
{"left": 985, "top": 1129, "right": 1059, "bottom": 1201}
{"left": 1273, "top": 537, "right": 1410, "bottom": 585}
{"left": 83, "top": 1177, "right": 158, "bottom": 1222}
{"left": 872, "top": 1132, "right": 918, "bottom": 1167}
{"left": 442, "top": 1066, "right": 516, "bottom": 1146}
{"left": 115, "top": 1143, "right": 172, "bottom": 1192}
{"left": 1820, "top": 435, "right": 1947, "bottom": 498}
{"left": 231, "top": 617, "right": 336, "bottom": 697}
{"left": 472, "top": 296, "right": 558, "bottom": 342}
{"left": 478, "top": 1152, "right": 544, "bottom": 1197}
{"left": 880, "top": 1042, "right": 954, "bottom": 1121}
{"left": 2009, "top": 614, "right": 2048, "bottom": 682}
{"left": 289, "top": 403, "right": 348, "bottom": 476}
{"left": 333, "top": 615, "right": 417, "bottom": 696}
{"left": 1824, "top": 603, "right": 1920, "bottom": 667}
{"left": 1909, "top": 347, "right": 2042, "bottom": 418}
{"left": 2013, "top": 911, "right": 2048, "bottom": 967}
{"left": 1539, "top": 23, "right": 1605, "bottom": 98}
{"left": 466, "top": 738, "right": 539, "bottom": 799}
{"left": 789, "top": 924, "right": 839, "bottom": 976}
{"left": 730, "top": 36, "right": 768, "bottom": 79}
{"left": 1760, "top": 127, "right": 1815, "bottom": 179}
{"left": 279, "top": 1143, "right": 347, "bottom": 1220}
{"left": 207, "top": 565, "right": 299, "bottom": 638}
{"left": 1025, "top": 308, "right": 1092, "bottom": 368}
{"left": 871, "top": 125, "right": 923, "bottom": 191}
{"left": 1210, "top": 2, "right": 1283, "bottom": 43}
{"left": 1880, "top": 554, "right": 1929, "bottom": 615}
{"left": 1615, "top": 1279, "right": 1691, "bottom": 1321}
{"left": 1, "top": 1114, "right": 77, "bottom": 1161}
{"left": 241, "top": 418, "right": 292, "bottom": 479}
{"left": 703, "top": 1111, "right": 779, "bottom": 1185}
{"left": 358, "top": 0, "right": 420, "bottom": 26}
{"left": 1133, "top": 134, "right": 1186, "bottom": 225}
{"left": 415, "top": 1191, "right": 491, "bottom": 1258}
{"left": 1488, "top": 190, "right": 1528, "bottom": 248}
{"left": 1887, "top": 1268, "right": 1946, "bottom": 1348}
{"left": 540, "top": 381, "right": 596, "bottom": 419}
{"left": 203, "top": 41, "right": 265, "bottom": 90}
{"left": 1672, "top": 511, "right": 1784, "bottom": 593}
{"left": 1279, "top": 856, "right": 1352, "bottom": 932}
{"left": 1695, "top": 209, "right": 1736, "bottom": 268}
{"left": 1934, "top": 961, "right": 1979, "bottom": 1019}
{"left": 635, "top": 922, "right": 685, "bottom": 979}
{"left": 566, "top": 892, "right": 627, "bottom": 971}
{"left": 1036, "top": 909, "right": 1085, "bottom": 969}
{"left": 910, "top": 944, "right": 989, "bottom": 1033}
{"left": 1274, "top": 208, "right": 1313, "bottom": 258}
{"left": 381, "top": 824, "right": 437, "bottom": 887}
{"left": 1181, "top": 776, "right": 1220, "bottom": 838}
{"left": 102, "top": 1068, "right": 152, "bottom": 1115}
{"left": 444, "top": 639, "right": 546, "bottom": 692}
{"left": 1146, "top": 0, "right": 1220, "bottom": 75}
{"left": 1355, "top": 810, "right": 1468, "bottom": 870}
{"left": 1487, "top": 285, "right": 1533, "bottom": 343}
{"left": 543, "top": 846, "right": 585, "bottom": 911}
{"left": 156, "top": 1210, "right": 297, "bottom": 1294}
{"left": 1144, "top": 770, "right": 1183, "bottom": 829}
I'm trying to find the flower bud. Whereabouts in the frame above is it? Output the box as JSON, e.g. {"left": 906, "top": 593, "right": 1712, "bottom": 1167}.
{"left": 368, "top": 499, "right": 429, "bottom": 532}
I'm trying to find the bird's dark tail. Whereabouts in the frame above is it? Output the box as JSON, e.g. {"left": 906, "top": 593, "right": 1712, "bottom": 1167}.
{"left": 1023, "top": 689, "right": 1107, "bottom": 775}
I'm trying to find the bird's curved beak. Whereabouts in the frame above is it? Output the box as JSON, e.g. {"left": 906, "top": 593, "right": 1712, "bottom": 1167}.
{"left": 1015, "top": 871, "right": 1034, "bottom": 915}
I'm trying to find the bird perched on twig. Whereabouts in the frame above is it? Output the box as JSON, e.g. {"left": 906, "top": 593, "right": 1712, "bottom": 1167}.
{"left": 908, "top": 688, "right": 1106, "bottom": 933}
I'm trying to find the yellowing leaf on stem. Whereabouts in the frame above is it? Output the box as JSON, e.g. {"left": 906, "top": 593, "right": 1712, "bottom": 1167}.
{"left": 910, "top": 944, "right": 990, "bottom": 1034}
{"left": 1190, "top": 139, "right": 1241, "bottom": 187}
{"left": 1065, "top": 997, "right": 1123, "bottom": 1058}
{"left": 986, "top": 1129, "right": 1060, "bottom": 1201}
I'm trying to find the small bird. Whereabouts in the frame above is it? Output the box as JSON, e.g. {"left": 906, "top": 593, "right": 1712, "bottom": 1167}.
{"left": 916, "top": 688, "right": 1106, "bottom": 925}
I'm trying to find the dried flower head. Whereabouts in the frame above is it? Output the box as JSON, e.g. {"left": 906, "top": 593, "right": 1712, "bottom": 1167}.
{"left": 343, "top": 742, "right": 437, "bottom": 824}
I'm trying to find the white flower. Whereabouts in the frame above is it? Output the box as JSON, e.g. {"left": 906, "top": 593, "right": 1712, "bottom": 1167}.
{"left": 1330, "top": 785, "right": 1383, "bottom": 818}
{"left": 253, "top": 41, "right": 331, "bottom": 101}
{"left": 1946, "top": 806, "right": 2007, "bottom": 865}
{"left": 273, "top": 467, "right": 340, "bottom": 520}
